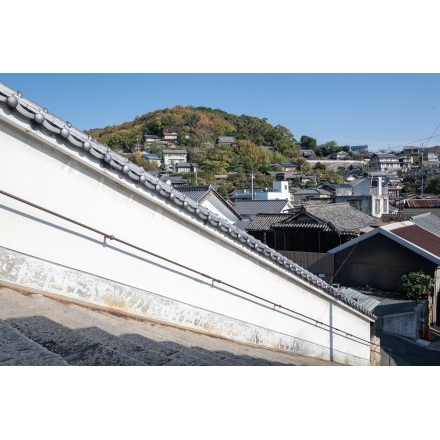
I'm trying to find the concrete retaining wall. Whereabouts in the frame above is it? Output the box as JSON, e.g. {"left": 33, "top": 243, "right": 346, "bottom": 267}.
{"left": 378, "top": 302, "right": 427, "bottom": 339}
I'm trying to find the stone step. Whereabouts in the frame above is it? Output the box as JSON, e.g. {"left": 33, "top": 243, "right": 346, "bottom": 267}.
{"left": 0, "top": 319, "right": 68, "bottom": 366}
{"left": 0, "top": 287, "right": 338, "bottom": 366}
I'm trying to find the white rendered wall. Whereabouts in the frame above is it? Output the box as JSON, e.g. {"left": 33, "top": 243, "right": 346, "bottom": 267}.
{"left": 0, "top": 116, "right": 373, "bottom": 365}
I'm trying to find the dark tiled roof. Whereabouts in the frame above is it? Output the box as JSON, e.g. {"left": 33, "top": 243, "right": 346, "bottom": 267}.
{"left": 292, "top": 188, "right": 332, "bottom": 196}
{"left": 402, "top": 208, "right": 440, "bottom": 219}
{"left": 246, "top": 214, "right": 292, "bottom": 231}
{"left": 381, "top": 213, "right": 412, "bottom": 222}
{"left": 281, "top": 204, "right": 377, "bottom": 232}
{"left": 174, "top": 185, "right": 212, "bottom": 203}
{"left": 233, "top": 200, "right": 291, "bottom": 216}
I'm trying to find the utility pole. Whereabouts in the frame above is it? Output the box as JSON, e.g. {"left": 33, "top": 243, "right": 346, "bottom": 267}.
{"left": 251, "top": 170, "right": 254, "bottom": 200}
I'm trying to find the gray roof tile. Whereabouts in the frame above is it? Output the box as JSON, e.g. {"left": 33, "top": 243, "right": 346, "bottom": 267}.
{"left": 233, "top": 200, "right": 292, "bottom": 216}
{"left": 246, "top": 214, "right": 292, "bottom": 231}
{"left": 411, "top": 212, "right": 440, "bottom": 236}
{"left": 278, "top": 203, "right": 377, "bottom": 232}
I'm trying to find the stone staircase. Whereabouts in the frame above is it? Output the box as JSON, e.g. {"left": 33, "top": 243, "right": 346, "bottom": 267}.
{"left": 0, "top": 287, "right": 340, "bottom": 366}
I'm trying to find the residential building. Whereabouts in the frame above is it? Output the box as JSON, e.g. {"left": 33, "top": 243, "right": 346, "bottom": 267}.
{"left": 216, "top": 136, "right": 237, "bottom": 147}
{"left": 369, "top": 153, "right": 402, "bottom": 172}
{"left": 175, "top": 162, "right": 198, "bottom": 174}
{"left": 423, "top": 152, "right": 439, "bottom": 166}
{"left": 329, "top": 222, "right": 440, "bottom": 325}
{"left": 144, "top": 134, "right": 162, "bottom": 143}
{"left": 162, "top": 149, "right": 187, "bottom": 170}
{"left": 254, "top": 180, "right": 292, "bottom": 201}
{"left": 246, "top": 203, "right": 377, "bottom": 254}
{"left": 290, "top": 187, "right": 333, "bottom": 204}
{"left": 299, "top": 149, "right": 318, "bottom": 159}
{"left": 161, "top": 127, "right": 178, "bottom": 144}
{"left": 141, "top": 152, "right": 161, "bottom": 167}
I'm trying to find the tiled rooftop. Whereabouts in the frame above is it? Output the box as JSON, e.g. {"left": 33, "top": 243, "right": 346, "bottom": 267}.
{"left": 280, "top": 203, "right": 377, "bottom": 232}
{"left": 246, "top": 214, "right": 292, "bottom": 231}
{"left": 232, "top": 200, "right": 292, "bottom": 216}
{"left": 411, "top": 212, "right": 440, "bottom": 237}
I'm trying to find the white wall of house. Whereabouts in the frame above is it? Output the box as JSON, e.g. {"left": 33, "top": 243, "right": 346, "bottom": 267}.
{"left": 0, "top": 101, "right": 374, "bottom": 365}
{"left": 163, "top": 151, "right": 187, "bottom": 167}
{"left": 254, "top": 181, "right": 292, "bottom": 201}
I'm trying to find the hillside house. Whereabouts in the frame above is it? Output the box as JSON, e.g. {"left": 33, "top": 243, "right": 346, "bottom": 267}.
{"left": 369, "top": 152, "right": 413, "bottom": 173}
{"left": 299, "top": 149, "right": 318, "bottom": 159}
{"left": 216, "top": 136, "right": 237, "bottom": 147}
{"left": 144, "top": 134, "right": 162, "bottom": 143}
{"left": 161, "top": 127, "right": 178, "bottom": 144}
{"left": 175, "top": 162, "right": 198, "bottom": 174}
{"left": 423, "top": 152, "right": 439, "bottom": 166}
{"left": 141, "top": 152, "right": 161, "bottom": 167}
{"left": 162, "top": 149, "right": 188, "bottom": 170}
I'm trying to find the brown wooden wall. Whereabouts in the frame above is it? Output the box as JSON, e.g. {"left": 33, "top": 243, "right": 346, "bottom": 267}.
{"left": 280, "top": 251, "right": 334, "bottom": 282}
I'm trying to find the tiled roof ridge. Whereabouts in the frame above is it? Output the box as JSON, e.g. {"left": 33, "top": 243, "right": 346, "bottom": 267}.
{"left": 0, "top": 82, "right": 374, "bottom": 319}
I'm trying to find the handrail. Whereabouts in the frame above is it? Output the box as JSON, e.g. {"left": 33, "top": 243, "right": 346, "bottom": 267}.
{"left": 0, "top": 188, "right": 379, "bottom": 350}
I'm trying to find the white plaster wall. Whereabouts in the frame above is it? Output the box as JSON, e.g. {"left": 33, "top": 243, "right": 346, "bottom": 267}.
{"left": 0, "top": 115, "right": 373, "bottom": 365}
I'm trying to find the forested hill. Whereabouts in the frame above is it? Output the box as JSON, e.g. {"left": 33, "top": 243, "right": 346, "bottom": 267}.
{"left": 86, "top": 105, "right": 299, "bottom": 158}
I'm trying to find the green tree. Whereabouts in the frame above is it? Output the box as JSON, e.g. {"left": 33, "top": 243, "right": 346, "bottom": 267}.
{"left": 397, "top": 270, "right": 434, "bottom": 301}
{"left": 128, "top": 151, "right": 159, "bottom": 171}
{"left": 200, "top": 146, "right": 234, "bottom": 174}
{"left": 425, "top": 176, "right": 440, "bottom": 194}
{"left": 233, "top": 140, "right": 271, "bottom": 173}
{"left": 300, "top": 135, "right": 317, "bottom": 149}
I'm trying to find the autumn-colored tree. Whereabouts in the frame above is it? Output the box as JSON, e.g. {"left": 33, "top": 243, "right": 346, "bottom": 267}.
{"left": 200, "top": 146, "right": 234, "bottom": 175}
{"left": 128, "top": 151, "right": 159, "bottom": 171}
{"left": 233, "top": 140, "right": 271, "bottom": 173}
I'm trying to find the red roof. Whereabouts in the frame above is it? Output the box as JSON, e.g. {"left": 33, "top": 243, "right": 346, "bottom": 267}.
{"left": 391, "top": 224, "right": 440, "bottom": 258}
{"left": 406, "top": 199, "right": 440, "bottom": 208}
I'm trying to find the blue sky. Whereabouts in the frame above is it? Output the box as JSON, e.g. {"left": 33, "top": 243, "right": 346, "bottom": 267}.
{"left": 2, "top": 3, "right": 440, "bottom": 154}
{"left": 2, "top": 73, "right": 440, "bottom": 152}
